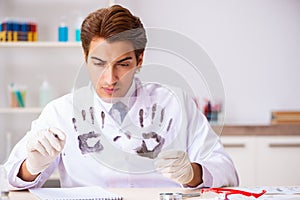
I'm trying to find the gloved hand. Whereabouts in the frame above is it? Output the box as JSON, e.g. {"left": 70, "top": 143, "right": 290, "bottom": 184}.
{"left": 154, "top": 150, "right": 194, "bottom": 185}
{"left": 26, "top": 127, "right": 66, "bottom": 175}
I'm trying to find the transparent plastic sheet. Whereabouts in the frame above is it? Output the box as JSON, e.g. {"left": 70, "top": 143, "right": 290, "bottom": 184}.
{"left": 72, "top": 28, "right": 225, "bottom": 174}
{"left": 159, "top": 188, "right": 266, "bottom": 200}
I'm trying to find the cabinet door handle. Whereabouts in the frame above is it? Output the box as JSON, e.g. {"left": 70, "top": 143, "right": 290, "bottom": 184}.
{"left": 269, "top": 143, "right": 300, "bottom": 148}
{"left": 223, "top": 144, "right": 245, "bottom": 148}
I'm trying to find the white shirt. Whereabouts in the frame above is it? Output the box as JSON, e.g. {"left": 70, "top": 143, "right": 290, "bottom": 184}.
{"left": 4, "top": 78, "right": 239, "bottom": 189}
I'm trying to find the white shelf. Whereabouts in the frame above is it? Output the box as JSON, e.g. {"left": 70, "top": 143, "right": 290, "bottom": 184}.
{"left": 0, "top": 42, "right": 81, "bottom": 48}
{"left": 0, "top": 107, "right": 42, "bottom": 114}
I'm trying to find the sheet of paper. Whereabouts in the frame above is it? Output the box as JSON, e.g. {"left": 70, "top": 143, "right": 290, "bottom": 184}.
{"left": 262, "top": 195, "right": 300, "bottom": 200}
{"left": 239, "top": 186, "right": 300, "bottom": 195}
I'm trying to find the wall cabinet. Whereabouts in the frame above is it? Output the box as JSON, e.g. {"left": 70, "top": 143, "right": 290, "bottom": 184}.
{"left": 221, "top": 135, "right": 300, "bottom": 186}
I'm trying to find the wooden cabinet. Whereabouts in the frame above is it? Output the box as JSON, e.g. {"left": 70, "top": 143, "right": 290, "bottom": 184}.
{"left": 221, "top": 135, "right": 300, "bottom": 186}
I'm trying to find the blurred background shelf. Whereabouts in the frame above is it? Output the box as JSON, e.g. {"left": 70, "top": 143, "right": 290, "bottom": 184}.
{"left": 0, "top": 107, "right": 42, "bottom": 114}
{"left": 0, "top": 42, "right": 81, "bottom": 48}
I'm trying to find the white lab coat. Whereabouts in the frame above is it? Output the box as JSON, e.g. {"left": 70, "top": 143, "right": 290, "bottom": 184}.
{"left": 4, "top": 78, "right": 239, "bottom": 189}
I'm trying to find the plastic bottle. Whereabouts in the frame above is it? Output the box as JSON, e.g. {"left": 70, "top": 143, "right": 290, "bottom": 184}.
{"left": 75, "top": 17, "right": 83, "bottom": 42}
{"left": 39, "top": 80, "right": 52, "bottom": 108}
{"left": 58, "top": 16, "right": 68, "bottom": 42}
{"left": 203, "top": 100, "right": 212, "bottom": 122}
{"left": 207, "top": 101, "right": 212, "bottom": 122}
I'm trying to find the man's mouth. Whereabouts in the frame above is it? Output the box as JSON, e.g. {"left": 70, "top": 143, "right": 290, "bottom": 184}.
{"left": 103, "top": 87, "right": 119, "bottom": 95}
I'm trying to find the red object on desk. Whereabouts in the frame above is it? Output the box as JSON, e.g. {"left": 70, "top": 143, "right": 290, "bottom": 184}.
{"left": 200, "top": 188, "right": 267, "bottom": 200}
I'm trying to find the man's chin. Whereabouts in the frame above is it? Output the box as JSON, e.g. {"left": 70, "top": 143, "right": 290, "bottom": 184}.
{"left": 98, "top": 93, "right": 123, "bottom": 103}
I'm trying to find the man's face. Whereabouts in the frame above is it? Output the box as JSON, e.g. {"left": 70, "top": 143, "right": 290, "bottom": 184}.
{"left": 86, "top": 37, "right": 143, "bottom": 101}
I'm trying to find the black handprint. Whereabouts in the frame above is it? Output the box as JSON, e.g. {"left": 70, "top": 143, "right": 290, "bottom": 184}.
{"left": 72, "top": 106, "right": 104, "bottom": 154}
{"left": 78, "top": 131, "right": 103, "bottom": 154}
{"left": 136, "top": 132, "right": 165, "bottom": 159}
{"left": 133, "top": 103, "right": 173, "bottom": 159}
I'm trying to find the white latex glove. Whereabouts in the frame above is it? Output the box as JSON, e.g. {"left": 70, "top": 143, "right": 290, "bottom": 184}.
{"left": 26, "top": 127, "right": 66, "bottom": 175}
{"left": 154, "top": 150, "right": 194, "bottom": 185}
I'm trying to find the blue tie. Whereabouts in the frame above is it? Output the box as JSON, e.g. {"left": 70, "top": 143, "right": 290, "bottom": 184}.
{"left": 109, "top": 102, "right": 128, "bottom": 123}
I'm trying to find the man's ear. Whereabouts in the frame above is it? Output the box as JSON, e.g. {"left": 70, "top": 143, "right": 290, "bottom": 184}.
{"left": 137, "top": 52, "right": 144, "bottom": 67}
{"left": 84, "top": 53, "right": 88, "bottom": 64}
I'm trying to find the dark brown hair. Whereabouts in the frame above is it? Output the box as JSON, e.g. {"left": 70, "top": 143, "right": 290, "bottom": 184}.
{"left": 81, "top": 5, "right": 147, "bottom": 62}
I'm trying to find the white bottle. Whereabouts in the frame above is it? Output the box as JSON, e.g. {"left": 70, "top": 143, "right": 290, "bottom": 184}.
{"left": 39, "top": 80, "right": 52, "bottom": 108}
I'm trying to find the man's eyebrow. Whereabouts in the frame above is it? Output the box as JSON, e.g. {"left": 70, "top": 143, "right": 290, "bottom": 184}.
{"left": 90, "top": 56, "right": 106, "bottom": 62}
{"left": 116, "top": 56, "right": 133, "bottom": 63}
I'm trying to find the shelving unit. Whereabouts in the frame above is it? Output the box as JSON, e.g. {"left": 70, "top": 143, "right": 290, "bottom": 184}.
{"left": 0, "top": 40, "right": 83, "bottom": 166}
{"left": 0, "top": 0, "right": 109, "bottom": 187}
{"left": 0, "top": 42, "right": 81, "bottom": 48}
{"left": 0, "top": 107, "right": 42, "bottom": 114}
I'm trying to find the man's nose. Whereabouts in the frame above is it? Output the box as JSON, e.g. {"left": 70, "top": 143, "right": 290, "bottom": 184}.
{"left": 103, "top": 64, "right": 118, "bottom": 84}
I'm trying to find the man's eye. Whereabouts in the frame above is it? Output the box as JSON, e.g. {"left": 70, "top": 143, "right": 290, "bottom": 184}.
{"left": 118, "top": 63, "right": 130, "bottom": 67}
{"left": 94, "top": 62, "right": 105, "bottom": 66}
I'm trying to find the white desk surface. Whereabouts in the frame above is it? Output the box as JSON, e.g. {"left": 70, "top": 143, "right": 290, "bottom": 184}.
{"left": 8, "top": 188, "right": 191, "bottom": 200}
{"left": 8, "top": 187, "right": 300, "bottom": 200}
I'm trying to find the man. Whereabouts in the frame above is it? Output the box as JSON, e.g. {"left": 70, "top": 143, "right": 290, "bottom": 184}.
{"left": 4, "top": 5, "right": 238, "bottom": 189}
